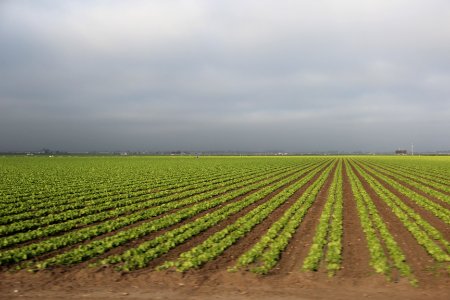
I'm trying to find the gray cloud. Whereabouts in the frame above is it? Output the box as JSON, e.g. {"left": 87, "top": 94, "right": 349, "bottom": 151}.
{"left": 1, "top": 0, "right": 450, "bottom": 152}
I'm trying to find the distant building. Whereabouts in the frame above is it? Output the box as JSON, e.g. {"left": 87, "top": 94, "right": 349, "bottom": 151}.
{"left": 395, "top": 149, "right": 407, "bottom": 155}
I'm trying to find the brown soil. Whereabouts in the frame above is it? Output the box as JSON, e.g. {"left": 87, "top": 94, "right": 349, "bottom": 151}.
{"left": 338, "top": 162, "right": 373, "bottom": 279}
{"left": 1, "top": 268, "right": 449, "bottom": 300}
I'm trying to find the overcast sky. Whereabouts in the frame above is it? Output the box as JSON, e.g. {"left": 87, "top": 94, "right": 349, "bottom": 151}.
{"left": 1, "top": 0, "right": 449, "bottom": 153}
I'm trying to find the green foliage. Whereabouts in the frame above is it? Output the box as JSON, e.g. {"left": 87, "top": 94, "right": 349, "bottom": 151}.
{"left": 301, "top": 160, "right": 344, "bottom": 276}
{"left": 0, "top": 155, "right": 448, "bottom": 285}
{"left": 232, "top": 161, "right": 336, "bottom": 274}
{"left": 158, "top": 161, "right": 333, "bottom": 273}
{"left": 352, "top": 160, "right": 450, "bottom": 262}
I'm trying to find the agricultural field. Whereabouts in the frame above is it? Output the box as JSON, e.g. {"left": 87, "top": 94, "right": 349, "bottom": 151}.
{"left": 0, "top": 155, "right": 449, "bottom": 299}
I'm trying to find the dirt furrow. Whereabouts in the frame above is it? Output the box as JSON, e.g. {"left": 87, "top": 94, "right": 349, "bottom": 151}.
{"left": 338, "top": 162, "right": 373, "bottom": 279}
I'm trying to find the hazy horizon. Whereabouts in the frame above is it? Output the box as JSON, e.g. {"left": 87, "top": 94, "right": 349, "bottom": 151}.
{"left": 1, "top": 1, "right": 449, "bottom": 153}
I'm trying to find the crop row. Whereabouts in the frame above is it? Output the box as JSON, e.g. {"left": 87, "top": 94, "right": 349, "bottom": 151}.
{"left": 99, "top": 161, "right": 332, "bottom": 271}
{"left": 0, "top": 163, "right": 300, "bottom": 236}
{"left": 159, "top": 161, "right": 335, "bottom": 273}
{"left": 368, "top": 160, "right": 450, "bottom": 194}
{"left": 357, "top": 159, "right": 450, "bottom": 203}
{"left": 35, "top": 161, "right": 330, "bottom": 269}
{"left": 355, "top": 161, "right": 450, "bottom": 225}
{"left": 0, "top": 156, "right": 448, "bottom": 284}
{"left": 1, "top": 160, "right": 330, "bottom": 266}
{"left": 230, "top": 161, "right": 336, "bottom": 274}
{"left": 360, "top": 157, "right": 450, "bottom": 186}
{"left": 0, "top": 157, "right": 303, "bottom": 196}
{"left": 345, "top": 160, "right": 415, "bottom": 283}
{"left": 0, "top": 164, "right": 309, "bottom": 248}
{"left": 302, "top": 159, "right": 343, "bottom": 275}
{"left": 351, "top": 161, "right": 450, "bottom": 261}
{"left": 0, "top": 163, "right": 292, "bottom": 220}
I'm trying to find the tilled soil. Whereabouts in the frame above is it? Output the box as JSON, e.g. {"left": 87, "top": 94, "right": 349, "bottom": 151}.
{"left": 1, "top": 267, "right": 449, "bottom": 300}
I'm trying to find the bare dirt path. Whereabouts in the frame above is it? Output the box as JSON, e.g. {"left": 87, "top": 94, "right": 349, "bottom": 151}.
{"left": 1, "top": 268, "right": 449, "bottom": 300}
{"left": 338, "top": 163, "right": 373, "bottom": 279}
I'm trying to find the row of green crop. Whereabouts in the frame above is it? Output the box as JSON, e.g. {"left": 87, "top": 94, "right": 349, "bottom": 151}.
{"left": 1, "top": 157, "right": 303, "bottom": 214}
{"left": 84, "top": 161, "right": 332, "bottom": 271}
{"left": 366, "top": 159, "right": 450, "bottom": 194}
{"left": 358, "top": 157, "right": 450, "bottom": 185}
{"left": 357, "top": 159, "right": 450, "bottom": 203}
{"left": 33, "top": 161, "right": 331, "bottom": 269}
{"left": 351, "top": 161, "right": 450, "bottom": 261}
{"left": 345, "top": 161, "right": 415, "bottom": 284}
{"left": 354, "top": 161, "right": 450, "bottom": 225}
{"left": 2, "top": 156, "right": 447, "bottom": 280}
{"left": 0, "top": 162, "right": 287, "bottom": 218}
{"left": 0, "top": 163, "right": 299, "bottom": 236}
{"left": 0, "top": 157, "right": 210, "bottom": 204}
{"left": 302, "top": 160, "right": 343, "bottom": 275}
{"left": 229, "top": 161, "right": 335, "bottom": 274}
{"left": 1, "top": 171, "right": 181, "bottom": 206}
{"left": 0, "top": 157, "right": 304, "bottom": 202}
{"left": 1, "top": 167, "right": 258, "bottom": 227}
{"left": 0, "top": 164, "right": 308, "bottom": 248}
{"left": 1, "top": 160, "right": 330, "bottom": 266}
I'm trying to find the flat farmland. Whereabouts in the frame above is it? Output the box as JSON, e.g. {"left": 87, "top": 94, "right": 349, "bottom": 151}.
{"left": 0, "top": 156, "right": 449, "bottom": 299}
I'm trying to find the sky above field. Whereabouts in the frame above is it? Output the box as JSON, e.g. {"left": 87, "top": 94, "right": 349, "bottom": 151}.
{"left": 1, "top": 0, "right": 450, "bottom": 153}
